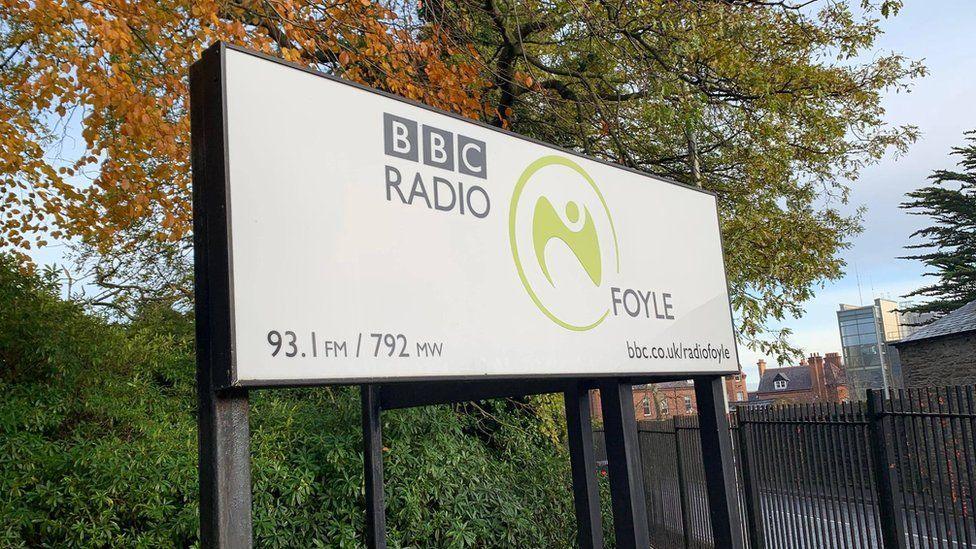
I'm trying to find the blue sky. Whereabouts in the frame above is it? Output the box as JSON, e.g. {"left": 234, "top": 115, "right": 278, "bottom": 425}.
{"left": 737, "top": 0, "right": 976, "bottom": 387}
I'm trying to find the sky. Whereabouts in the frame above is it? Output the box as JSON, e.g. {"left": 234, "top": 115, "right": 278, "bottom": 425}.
{"left": 737, "top": 0, "right": 976, "bottom": 388}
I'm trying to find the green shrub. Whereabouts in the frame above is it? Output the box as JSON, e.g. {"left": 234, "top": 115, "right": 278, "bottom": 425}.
{"left": 0, "top": 255, "right": 595, "bottom": 547}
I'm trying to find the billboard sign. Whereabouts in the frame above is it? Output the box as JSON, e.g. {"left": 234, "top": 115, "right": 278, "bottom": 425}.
{"left": 196, "top": 45, "right": 738, "bottom": 387}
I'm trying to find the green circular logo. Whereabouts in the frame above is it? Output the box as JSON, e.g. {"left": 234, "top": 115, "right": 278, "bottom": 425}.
{"left": 509, "top": 156, "right": 619, "bottom": 331}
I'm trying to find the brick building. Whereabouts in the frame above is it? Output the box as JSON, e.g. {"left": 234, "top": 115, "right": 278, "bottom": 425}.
{"left": 751, "top": 353, "right": 849, "bottom": 405}
{"left": 588, "top": 370, "right": 748, "bottom": 422}
{"left": 893, "top": 300, "right": 976, "bottom": 388}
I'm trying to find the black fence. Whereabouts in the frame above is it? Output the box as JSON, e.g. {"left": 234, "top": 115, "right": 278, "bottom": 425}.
{"left": 594, "top": 385, "right": 976, "bottom": 548}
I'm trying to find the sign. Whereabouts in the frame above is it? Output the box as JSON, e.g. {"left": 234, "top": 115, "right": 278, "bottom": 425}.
{"left": 203, "top": 45, "right": 738, "bottom": 387}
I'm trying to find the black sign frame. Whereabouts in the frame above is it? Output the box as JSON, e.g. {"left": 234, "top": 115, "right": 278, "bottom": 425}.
{"left": 191, "top": 42, "right": 744, "bottom": 549}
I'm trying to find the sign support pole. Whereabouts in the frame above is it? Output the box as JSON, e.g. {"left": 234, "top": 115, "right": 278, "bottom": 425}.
{"left": 564, "top": 381, "right": 605, "bottom": 549}
{"left": 192, "top": 44, "right": 254, "bottom": 549}
{"left": 693, "top": 375, "right": 745, "bottom": 549}
{"left": 598, "top": 381, "right": 649, "bottom": 548}
{"left": 361, "top": 384, "right": 388, "bottom": 549}
{"left": 197, "top": 385, "right": 253, "bottom": 548}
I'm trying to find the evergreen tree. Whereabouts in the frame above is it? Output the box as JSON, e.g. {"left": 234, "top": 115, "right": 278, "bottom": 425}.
{"left": 901, "top": 131, "right": 976, "bottom": 318}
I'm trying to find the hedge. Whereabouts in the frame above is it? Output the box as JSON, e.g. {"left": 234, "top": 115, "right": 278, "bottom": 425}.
{"left": 0, "top": 256, "right": 609, "bottom": 547}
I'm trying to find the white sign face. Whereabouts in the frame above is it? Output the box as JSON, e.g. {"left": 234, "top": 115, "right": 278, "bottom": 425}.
{"left": 218, "top": 46, "right": 738, "bottom": 385}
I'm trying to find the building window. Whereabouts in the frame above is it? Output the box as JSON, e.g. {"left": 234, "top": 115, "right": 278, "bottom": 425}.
{"left": 774, "top": 380, "right": 787, "bottom": 390}
{"left": 736, "top": 391, "right": 744, "bottom": 402}
{"left": 642, "top": 397, "right": 652, "bottom": 416}
{"left": 684, "top": 396, "right": 693, "bottom": 414}
{"left": 661, "top": 399, "right": 669, "bottom": 416}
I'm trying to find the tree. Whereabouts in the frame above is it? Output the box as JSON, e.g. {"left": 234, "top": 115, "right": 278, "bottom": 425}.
{"left": 0, "top": 0, "right": 490, "bottom": 313}
{"left": 1, "top": 0, "right": 924, "bottom": 358}
{"left": 424, "top": 0, "right": 923, "bottom": 358}
{"left": 900, "top": 131, "right": 976, "bottom": 318}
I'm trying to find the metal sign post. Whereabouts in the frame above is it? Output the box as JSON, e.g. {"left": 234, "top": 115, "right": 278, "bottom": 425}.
{"left": 694, "top": 376, "right": 745, "bottom": 548}
{"left": 191, "top": 47, "right": 253, "bottom": 548}
{"left": 353, "top": 377, "right": 743, "bottom": 549}
{"left": 564, "top": 381, "right": 605, "bottom": 549}
{"left": 599, "top": 381, "right": 650, "bottom": 546}
{"left": 189, "top": 41, "right": 745, "bottom": 548}
{"left": 361, "top": 385, "right": 387, "bottom": 549}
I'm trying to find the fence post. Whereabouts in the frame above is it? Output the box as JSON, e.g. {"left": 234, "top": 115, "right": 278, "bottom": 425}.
{"left": 673, "top": 417, "right": 692, "bottom": 549}
{"left": 866, "top": 390, "right": 906, "bottom": 549}
{"left": 737, "top": 409, "right": 765, "bottom": 549}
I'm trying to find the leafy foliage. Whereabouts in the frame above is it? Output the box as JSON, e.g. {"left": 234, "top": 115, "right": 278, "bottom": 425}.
{"left": 0, "top": 0, "right": 490, "bottom": 311}
{"left": 900, "top": 131, "right": 976, "bottom": 318}
{"left": 0, "top": 1, "right": 923, "bottom": 358}
{"left": 0, "top": 254, "right": 587, "bottom": 547}
{"left": 425, "top": 0, "right": 923, "bottom": 358}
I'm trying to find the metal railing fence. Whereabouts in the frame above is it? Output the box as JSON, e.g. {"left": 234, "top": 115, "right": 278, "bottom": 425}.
{"left": 593, "top": 385, "right": 976, "bottom": 548}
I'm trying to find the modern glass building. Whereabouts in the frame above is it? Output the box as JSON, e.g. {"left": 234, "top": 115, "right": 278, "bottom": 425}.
{"left": 837, "top": 299, "right": 924, "bottom": 398}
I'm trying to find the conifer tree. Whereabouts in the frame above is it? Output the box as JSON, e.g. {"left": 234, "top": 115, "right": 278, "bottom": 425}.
{"left": 901, "top": 131, "right": 976, "bottom": 317}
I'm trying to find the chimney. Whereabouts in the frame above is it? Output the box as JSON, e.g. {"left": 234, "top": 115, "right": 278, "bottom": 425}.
{"left": 809, "top": 354, "right": 825, "bottom": 400}
{"left": 757, "top": 359, "right": 766, "bottom": 377}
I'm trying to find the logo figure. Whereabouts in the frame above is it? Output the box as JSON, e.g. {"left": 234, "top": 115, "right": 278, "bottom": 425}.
{"left": 510, "top": 156, "right": 618, "bottom": 331}
{"left": 533, "top": 198, "right": 601, "bottom": 287}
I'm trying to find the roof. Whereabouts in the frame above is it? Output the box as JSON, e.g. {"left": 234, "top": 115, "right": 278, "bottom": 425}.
{"left": 756, "top": 366, "right": 812, "bottom": 393}
{"left": 654, "top": 380, "right": 696, "bottom": 390}
{"left": 896, "top": 300, "right": 976, "bottom": 344}
{"left": 823, "top": 360, "right": 847, "bottom": 387}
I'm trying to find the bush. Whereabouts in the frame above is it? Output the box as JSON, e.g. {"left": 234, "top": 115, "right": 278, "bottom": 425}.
{"left": 0, "top": 255, "right": 588, "bottom": 547}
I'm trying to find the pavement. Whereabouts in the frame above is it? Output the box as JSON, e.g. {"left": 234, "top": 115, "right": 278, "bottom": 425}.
{"left": 645, "top": 482, "right": 976, "bottom": 548}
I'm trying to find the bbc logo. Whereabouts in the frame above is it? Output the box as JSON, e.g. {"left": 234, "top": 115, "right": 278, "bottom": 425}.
{"left": 383, "top": 113, "right": 487, "bottom": 179}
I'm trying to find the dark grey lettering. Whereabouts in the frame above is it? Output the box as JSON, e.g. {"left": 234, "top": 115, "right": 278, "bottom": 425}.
{"left": 466, "top": 184, "right": 490, "bottom": 218}
{"left": 457, "top": 135, "right": 487, "bottom": 179}
{"left": 383, "top": 113, "right": 418, "bottom": 161}
{"left": 433, "top": 176, "right": 456, "bottom": 211}
{"left": 385, "top": 166, "right": 406, "bottom": 202}
{"left": 422, "top": 125, "right": 455, "bottom": 170}
{"left": 408, "top": 173, "right": 432, "bottom": 208}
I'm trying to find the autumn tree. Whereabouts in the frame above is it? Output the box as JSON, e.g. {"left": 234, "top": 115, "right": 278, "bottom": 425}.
{"left": 1, "top": 0, "right": 924, "bottom": 358}
{"left": 900, "top": 131, "right": 976, "bottom": 318}
{"left": 1, "top": 0, "right": 491, "bottom": 311}
{"left": 422, "top": 0, "right": 924, "bottom": 357}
